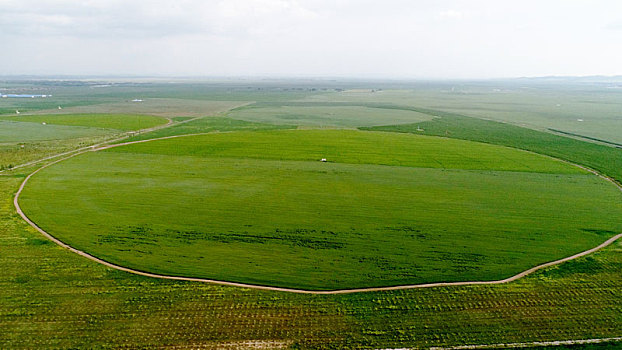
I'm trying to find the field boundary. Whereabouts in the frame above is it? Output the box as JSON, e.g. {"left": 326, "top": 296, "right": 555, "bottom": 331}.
{"left": 0, "top": 116, "right": 173, "bottom": 174}
{"left": 13, "top": 131, "right": 622, "bottom": 294}
{"left": 426, "top": 336, "right": 622, "bottom": 349}
{"left": 548, "top": 128, "right": 622, "bottom": 148}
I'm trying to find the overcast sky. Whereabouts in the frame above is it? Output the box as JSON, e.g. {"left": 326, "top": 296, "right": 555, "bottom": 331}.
{"left": 1, "top": 0, "right": 621, "bottom": 79}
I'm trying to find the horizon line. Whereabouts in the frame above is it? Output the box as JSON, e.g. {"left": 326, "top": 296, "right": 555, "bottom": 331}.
{"left": 1, "top": 74, "right": 622, "bottom": 82}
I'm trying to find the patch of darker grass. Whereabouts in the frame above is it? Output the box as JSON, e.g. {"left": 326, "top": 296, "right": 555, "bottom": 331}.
{"left": 98, "top": 225, "right": 158, "bottom": 246}
{"left": 581, "top": 228, "right": 619, "bottom": 236}
{"left": 167, "top": 228, "right": 347, "bottom": 250}
{"left": 25, "top": 238, "right": 52, "bottom": 246}
{"left": 539, "top": 256, "right": 605, "bottom": 278}
{"left": 171, "top": 117, "right": 194, "bottom": 122}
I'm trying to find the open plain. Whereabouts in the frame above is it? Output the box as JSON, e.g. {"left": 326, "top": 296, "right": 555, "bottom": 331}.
{"left": 1, "top": 79, "right": 621, "bottom": 349}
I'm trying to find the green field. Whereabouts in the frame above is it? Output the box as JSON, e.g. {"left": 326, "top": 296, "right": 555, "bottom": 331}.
{"left": 112, "top": 129, "right": 586, "bottom": 173}
{"left": 228, "top": 105, "right": 434, "bottom": 127}
{"left": 0, "top": 114, "right": 167, "bottom": 142}
{"left": 362, "top": 109, "right": 622, "bottom": 184}
{"left": 37, "top": 99, "right": 249, "bottom": 118}
{"left": 0, "top": 113, "right": 170, "bottom": 171}
{"left": 2, "top": 79, "right": 622, "bottom": 349}
{"left": 123, "top": 116, "right": 295, "bottom": 142}
{"left": 0, "top": 120, "right": 115, "bottom": 142}
{"left": 19, "top": 130, "right": 622, "bottom": 290}
{"left": 300, "top": 84, "right": 622, "bottom": 144}
{"left": 3, "top": 165, "right": 621, "bottom": 349}
{"left": 0, "top": 113, "right": 167, "bottom": 131}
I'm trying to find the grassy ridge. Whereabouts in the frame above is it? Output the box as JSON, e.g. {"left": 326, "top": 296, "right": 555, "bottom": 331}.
{"left": 362, "top": 109, "right": 622, "bottom": 183}
{"left": 112, "top": 129, "right": 583, "bottom": 174}
{"left": 19, "top": 131, "right": 622, "bottom": 289}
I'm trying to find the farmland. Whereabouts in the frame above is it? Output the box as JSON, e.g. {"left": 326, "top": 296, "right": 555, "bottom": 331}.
{"left": 0, "top": 112, "right": 168, "bottom": 171}
{"left": 363, "top": 109, "right": 622, "bottom": 184}
{"left": 301, "top": 83, "right": 622, "bottom": 144}
{"left": 0, "top": 120, "right": 114, "bottom": 142}
{"left": 1, "top": 79, "right": 622, "bottom": 348}
{"left": 0, "top": 113, "right": 167, "bottom": 131}
{"left": 18, "top": 129, "right": 622, "bottom": 290}
{"left": 228, "top": 105, "right": 434, "bottom": 127}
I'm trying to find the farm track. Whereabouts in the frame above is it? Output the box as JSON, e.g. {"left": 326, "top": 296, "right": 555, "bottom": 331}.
{"left": 12, "top": 130, "right": 622, "bottom": 295}
{"left": 427, "top": 336, "right": 622, "bottom": 349}
{"left": 0, "top": 115, "right": 176, "bottom": 174}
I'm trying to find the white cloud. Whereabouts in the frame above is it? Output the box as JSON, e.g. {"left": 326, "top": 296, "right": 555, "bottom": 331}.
{"left": 1, "top": 0, "right": 622, "bottom": 78}
{"left": 605, "top": 20, "right": 622, "bottom": 30}
{"left": 0, "top": 0, "right": 321, "bottom": 39}
{"left": 437, "top": 10, "right": 465, "bottom": 20}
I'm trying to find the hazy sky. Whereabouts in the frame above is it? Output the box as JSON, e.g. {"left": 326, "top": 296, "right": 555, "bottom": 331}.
{"left": 1, "top": 0, "right": 622, "bottom": 78}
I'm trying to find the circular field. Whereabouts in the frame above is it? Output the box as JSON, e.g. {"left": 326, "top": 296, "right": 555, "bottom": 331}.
{"left": 19, "top": 130, "right": 622, "bottom": 290}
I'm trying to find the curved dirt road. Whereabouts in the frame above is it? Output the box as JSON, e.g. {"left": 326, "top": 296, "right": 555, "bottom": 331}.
{"left": 0, "top": 116, "right": 174, "bottom": 174}
{"left": 13, "top": 132, "right": 622, "bottom": 295}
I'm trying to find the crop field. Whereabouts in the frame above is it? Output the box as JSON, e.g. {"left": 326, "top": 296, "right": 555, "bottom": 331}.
{"left": 363, "top": 109, "right": 622, "bottom": 184}
{"left": 228, "top": 105, "right": 434, "bottom": 127}
{"left": 2, "top": 167, "right": 622, "bottom": 348}
{"left": 1, "top": 79, "right": 621, "bottom": 349}
{"left": 123, "top": 116, "right": 296, "bottom": 142}
{"left": 0, "top": 113, "right": 169, "bottom": 171}
{"left": 18, "top": 129, "right": 622, "bottom": 290}
{"left": 0, "top": 113, "right": 167, "bottom": 131}
{"left": 0, "top": 120, "right": 115, "bottom": 142}
{"left": 39, "top": 98, "right": 251, "bottom": 118}
{"left": 0, "top": 94, "right": 103, "bottom": 115}
{"left": 299, "top": 83, "right": 622, "bottom": 144}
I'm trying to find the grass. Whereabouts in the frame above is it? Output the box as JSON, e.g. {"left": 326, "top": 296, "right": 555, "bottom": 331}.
{"left": 334, "top": 240, "right": 622, "bottom": 349}
{"left": 300, "top": 83, "right": 622, "bottom": 144}
{"left": 0, "top": 113, "right": 167, "bottom": 142}
{"left": 0, "top": 169, "right": 350, "bottom": 349}
{"left": 0, "top": 136, "right": 114, "bottom": 170}
{"left": 530, "top": 343, "right": 622, "bottom": 350}
{"left": 228, "top": 105, "right": 434, "bottom": 127}
{"left": 2, "top": 80, "right": 622, "bottom": 348}
{"left": 19, "top": 130, "right": 622, "bottom": 290}
{"left": 0, "top": 96, "right": 104, "bottom": 115}
{"left": 0, "top": 113, "right": 169, "bottom": 169}
{"left": 362, "top": 109, "right": 622, "bottom": 184}
{"left": 114, "top": 129, "right": 585, "bottom": 173}
{"left": 124, "top": 116, "right": 295, "bottom": 142}
{"left": 0, "top": 113, "right": 168, "bottom": 131}
{"left": 42, "top": 99, "right": 249, "bottom": 118}
{"left": 2, "top": 165, "right": 621, "bottom": 348}
{"left": 0, "top": 120, "right": 116, "bottom": 142}
{"left": 419, "top": 88, "right": 622, "bottom": 145}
